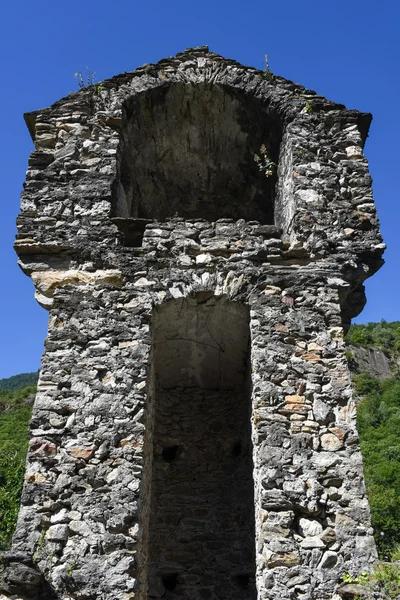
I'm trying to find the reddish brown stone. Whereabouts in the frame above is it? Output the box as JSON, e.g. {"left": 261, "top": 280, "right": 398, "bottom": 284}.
{"left": 71, "top": 447, "right": 94, "bottom": 460}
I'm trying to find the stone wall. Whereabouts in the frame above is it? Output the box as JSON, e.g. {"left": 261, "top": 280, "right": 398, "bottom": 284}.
{"left": 147, "top": 388, "right": 256, "bottom": 599}
{"left": 3, "top": 47, "right": 385, "bottom": 600}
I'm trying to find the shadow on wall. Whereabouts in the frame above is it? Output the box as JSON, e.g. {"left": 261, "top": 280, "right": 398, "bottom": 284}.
{"left": 112, "top": 83, "right": 282, "bottom": 225}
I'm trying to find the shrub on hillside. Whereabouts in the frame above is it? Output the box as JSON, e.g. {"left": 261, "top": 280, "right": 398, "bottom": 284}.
{"left": 347, "top": 320, "right": 400, "bottom": 356}
{"left": 0, "top": 387, "right": 34, "bottom": 549}
{"left": 357, "top": 376, "right": 400, "bottom": 556}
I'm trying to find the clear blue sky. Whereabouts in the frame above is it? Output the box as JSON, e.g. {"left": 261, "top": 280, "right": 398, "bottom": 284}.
{"left": 1, "top": 0, "right": 399, "bottom": 378}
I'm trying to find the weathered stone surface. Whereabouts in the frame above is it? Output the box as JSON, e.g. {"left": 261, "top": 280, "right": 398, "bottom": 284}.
{"left": 298, "top": 518, "right": 324, "bottom": 537}
{"left": 0, "top": 553, "right": 55, "bottom": 600}
{"left": 7, "top": 46, "right": 384, "bottom": 600}
{"left": 300, "top": 535, "right": 326, "bottom": 549}
{"left": 347, "top": 344, "right": 395, "bottom": 380}
{"left": 47, "top": 524, "right": 68, "bottom": 541}
{"left": 31, "top": 269, "right": 123, "bottom": 297}
{"left": 320, "top": 433, "right": 344, "bottom": 451}
{"left": 337, "top": 582, "right": 371, "bottom": 597}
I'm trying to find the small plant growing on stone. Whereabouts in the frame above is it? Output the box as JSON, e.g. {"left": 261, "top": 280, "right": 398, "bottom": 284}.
{"left": 33, "top": 527, "right": 46, "bottom": 561}
{"left": 74, "top": 67, "right": 103, "bottom": 95}
{"left": 342, "top": 561, "right": 400, "bottom": 599}
{"left": 304, "top": 100, "right": 313, "bottom": 114}
{"left": 144, "top": 64, "right": 156, "bottom": 74}
{"left": 295, "top": 148, "right": 307, "bottom": 160}
{"left": 48, "top": 550, "right": 57, "bottom": 574}
{"left": 345, "top": 349, "right": 354, "bottom": 361}
{"left": 74, "top": 67, "right": 95, "bottom": 90}
{"left": 67, "top": 560, "right": 78, "bottom": 576}
{"left": 374, "top": 561, "right": 400, "bottom": 599}
{"left": 342, "top": 571, "right": 370, "bottom": 585}
{"left": 254, "top": 144, "right": 276, "bottom": 177}
{"left": 390, "top": 545, "right": 400, "bottom": 562}
{"left": 263, "top": 54, "right": 275, "bottom": 81}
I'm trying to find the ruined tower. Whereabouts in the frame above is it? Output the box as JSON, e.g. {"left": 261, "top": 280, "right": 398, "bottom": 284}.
{"left": 4, "top": 47, "right": 385, "bottom": 599}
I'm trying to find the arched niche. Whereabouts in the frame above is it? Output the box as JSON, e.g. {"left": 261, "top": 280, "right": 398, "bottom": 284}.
{"left": 146, "top": 294, "right": 256, "bottom": 599}
{"left": 112, "top": 83, "right": 282, "bottom": 225}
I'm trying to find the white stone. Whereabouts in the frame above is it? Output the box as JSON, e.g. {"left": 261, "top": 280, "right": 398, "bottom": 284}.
{"left": 66, "top": 413, "right": 76, "bottom": 428}
{"left": 144, "top": 228, "right": 163, "bottom": 236}
{"left": 320, "top": 433, "right": 343, "bottom": 451}
{"left": 264, "top": 285, "right": 281, "bottom": 295}
{"left": 51, "top": 509, "right": 69, "bottom": 524}
{"left": 47, "top": 524, "right": 68, "bottom": 541}
{"left": 318, "top": 550, "right": 338, "bottom": 569}
{"left": 31, "top": 269, "right": 123, "bottom": 296}
{"left": 118, "top": 340, "right": 138, "bottom": 349}
{"left": 169, "top": 287, "right": 183, "bottom": 298}
{"left": 283, "top": 479, "right": 306, "bottom": 493}
{"left": 346, "top": 145, "right": 363, "bottom": 159}
{"left": 106, "top": 468, "right": 121, "bottom": 484}
{"left": 201, "top": 272, "right": 210, "bottom": 285}
{"left": 344, "top": 124, "right": 358, "bottom": 131}
{"left": 178, "top": 254, "right": 192, "bottom": 265}
{"left": 343, "top": 228, "right": 355, "bottom": 236}
{"left": 196, "top": 253, "right": 212, "bottom": 264}
{"left": 313, "top": 397, "right": 331, "bottom": 422}
{"left": 297, "top": 189, "right": 320, "bottom": 204}
{"left": 298, "top": 518, "right": 323, "bottom": 537}
{"left": 312, "top": 452, "right": 340, "bottom": 468}
{"left": 69, "top": 520, "right": 92, "bottom": 536}
{"left": 68, "top": 510, "right": 82, "bottom": 521}
{"left": 300, "top": 535, "right": 326, "bottom": 549}
{"left": 34, "top": 290, "right": 54, "bottom": 309}
{"left": 133, "top": 277, "right": 155, "bottom": 287}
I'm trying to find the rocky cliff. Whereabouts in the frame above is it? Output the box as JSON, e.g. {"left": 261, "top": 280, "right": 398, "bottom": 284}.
{"left": 347, "top": 345, "right": 394, "bottom": 380}
{"left": 345, "top": 321, "right": 400, "bottom": 381}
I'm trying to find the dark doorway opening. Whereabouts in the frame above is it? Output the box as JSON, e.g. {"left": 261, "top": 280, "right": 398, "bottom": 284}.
{"left": 147, "top": 294, "right": 257, "bottom": 600}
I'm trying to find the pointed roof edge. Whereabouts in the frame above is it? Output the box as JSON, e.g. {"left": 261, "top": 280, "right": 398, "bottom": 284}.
{"left": 23, "top": 46, "right": 372, "bottom": 144}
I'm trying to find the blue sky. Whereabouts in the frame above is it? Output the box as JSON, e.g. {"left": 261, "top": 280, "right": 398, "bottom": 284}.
{"left": 1, "top": 0, "right": 399, "bottom": 378}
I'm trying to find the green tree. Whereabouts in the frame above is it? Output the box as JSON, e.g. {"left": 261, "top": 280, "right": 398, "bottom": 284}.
{"left": 357, "top": 376, "right": 400, "bottom": 555}
{"left": 347, "top": 320, "right": 400, "bottom": 358}
{"left": 0, "top": 371, "right": 38, "bottom": 392}
{"left": 0, "top": 387, "right": 34, "bottom": 549}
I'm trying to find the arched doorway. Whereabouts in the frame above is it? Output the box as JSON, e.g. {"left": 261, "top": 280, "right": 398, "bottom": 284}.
{"left": 147, "top": 293, "right": 256, "bottom": 599}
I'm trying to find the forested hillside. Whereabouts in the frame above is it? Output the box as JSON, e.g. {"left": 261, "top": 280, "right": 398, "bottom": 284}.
{"left": 0, "top": 371, "right": 38, "bottom": 392}
{"left": 0, "top": 374, "right": 37, "bottom": 549}
{"left": 347, "top": 321, "right": 400, "bottom": 557}
{"left": 346, "top": 321, "right": 400, "bottom": 357}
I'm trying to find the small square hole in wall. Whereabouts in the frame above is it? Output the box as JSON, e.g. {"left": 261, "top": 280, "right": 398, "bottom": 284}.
{"left": 162, "top": 445, "right": 180, "bottom": 461}
{"left": 162, "top": 573, "right": 178, "bottom": 591}
{"left": 111, "top": 217, "right": 151, "bottom": 247}
{"left": 233, "top": 573, "right": 251, "bottom": 587}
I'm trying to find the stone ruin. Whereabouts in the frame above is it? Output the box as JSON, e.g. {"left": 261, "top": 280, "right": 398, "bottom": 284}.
{"left": 1, "top": 46, "right": 385, "bottom": 600}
